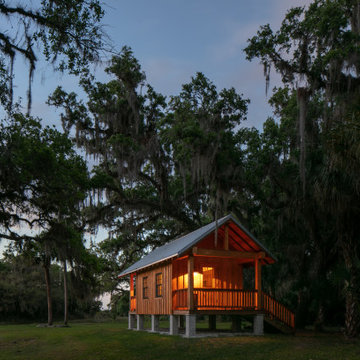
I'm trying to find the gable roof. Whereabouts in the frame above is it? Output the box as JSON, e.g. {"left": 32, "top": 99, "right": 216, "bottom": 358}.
{"left": 118, "top": 214, "right": 276, "bottom": 277}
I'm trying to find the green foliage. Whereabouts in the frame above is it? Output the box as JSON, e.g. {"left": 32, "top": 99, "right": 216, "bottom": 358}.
{"left": 0, "top": 114, "right": 89, "bottom": 240}
{"left": 245, "top": 0, "right": 360, "bottom": 336}
{"left": 0, "top": 114, "right": 98, "bottom": 324}
{"left": 0, "top": 0, "right": 105, "bottom": 111}
{"left": 0, "top": 253, "right": 100, "bottom": 322}
{"left": 37, "top": 0, "right": 104, "bottom": 74}
{"left": 245, "top": 0, "right": 360, "bottom": 91}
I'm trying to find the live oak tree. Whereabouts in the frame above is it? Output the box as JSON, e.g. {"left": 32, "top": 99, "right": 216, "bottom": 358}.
{"left": 245, "top": 0, "right": 360, "bottom": 338}
{"left": 240, "top": 88, "right": 342, "bottom": 330}
{"left": 39, "top": 224, "right": 101, "bottom": 326}
{"left": 0, "top": 0, "right": 105, "bottom": 112}
{"left": 0, "top": 251, "right": 63, "bottom": 322}
{"left": 48, "top": 48, "right": 249, "bottom": 293}
{"left": 0, "top": 0, "right": 106, "bottom": 322}
{"left": 0, "top": 115, "right": 90, "bottom": 325}
{"left": 0, "top": 247, "right": 101, "bottom": 322}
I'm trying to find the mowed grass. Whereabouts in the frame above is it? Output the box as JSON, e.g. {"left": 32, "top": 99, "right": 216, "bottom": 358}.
{"left": 0, "top": 319, "right": 359, "bottom": 360}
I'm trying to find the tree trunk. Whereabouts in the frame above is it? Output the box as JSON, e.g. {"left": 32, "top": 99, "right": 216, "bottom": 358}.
{"left": 344, "top": 284, "right": 359, "bottom": 339}
{"left": 297, "top": 87, "right": 307, "bottom": 195}
{"left": 295, "top": 289, "right": 309, "bottom": 329}
{"left": 342, "top": 240, "right": 360, "bottom": 339}
{"left": 43, "top": 259, "right": 53, "bottom": 326}
{"left": 63, "top": 260, "right": 69, "bottom": 326}
{"left": 314, "top": 303, "right": 324, "bottom": 332}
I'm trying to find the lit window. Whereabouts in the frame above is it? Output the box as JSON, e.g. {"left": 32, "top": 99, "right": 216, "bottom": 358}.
{"left": 194, "top": 272, "right": 203, "bottom": 288}
{"left": 143, "top": 277, "right": 148, "bottom": 299}
{"left": 155, "top": 273, "right": 163, "bottom": 297}
{"left": 203, "top": 267, "right": 214, "bottom": 288}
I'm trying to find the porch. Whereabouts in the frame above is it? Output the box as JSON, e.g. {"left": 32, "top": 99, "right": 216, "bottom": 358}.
{"left": 172, "top": 288, "right": 295, "bottom": 329}
{"left": 171, "top": 249, "right": 295, "bottom": 330}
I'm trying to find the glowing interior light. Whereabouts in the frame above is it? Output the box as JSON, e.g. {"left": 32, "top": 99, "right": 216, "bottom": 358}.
{"left": 193, "top": 271, "right": 203, "bottom": 288}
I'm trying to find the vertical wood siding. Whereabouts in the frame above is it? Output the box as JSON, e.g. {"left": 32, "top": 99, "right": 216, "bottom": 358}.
{"left": 136, "top": 262, "right": 172, "bottom": 315}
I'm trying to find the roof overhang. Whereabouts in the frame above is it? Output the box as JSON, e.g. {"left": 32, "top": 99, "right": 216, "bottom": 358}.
{"left": 118, "top": 254, "right": 176, "bottom": 278}
{"left": 118, "top": 214, "right": 277, "bottom": 278}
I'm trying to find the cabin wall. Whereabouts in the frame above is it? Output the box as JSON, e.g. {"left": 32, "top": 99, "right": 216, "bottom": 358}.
{"left": 136, "top": 262, "right": 172, "bottom": 315}
{"left": 172, "top": 257, "right": 188, "bottom": 290}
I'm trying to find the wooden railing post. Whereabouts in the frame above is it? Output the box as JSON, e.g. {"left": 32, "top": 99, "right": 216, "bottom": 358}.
{"left": 255, "top": 257, "right": 262, "bottom": 309}
{"left": 187, "top": 255, "right": 194, "bottom": 310}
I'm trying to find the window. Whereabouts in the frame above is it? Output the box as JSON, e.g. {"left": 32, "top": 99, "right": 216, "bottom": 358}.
{"left": 143, "top": 277, "right": 148, "bottom": 299}
{"left": 203, "top": 267, "right": 214, "bottom": 288}
{"left": 133, "top": 275, "right": 136, "bottom": 296}
{"left": 155, "top": 273, "right": 163, "bottom": 297}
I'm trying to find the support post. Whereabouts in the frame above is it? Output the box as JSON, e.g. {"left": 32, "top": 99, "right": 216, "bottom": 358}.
{"left": 151, "top": 315, "right": 159, "bottom": 332}
{"left": 255, "top": 258, "right": 262, "bottom": 309}
{"left": 128, "top": 313, "right": 136, "bottom": 330}
{"left": 253, "top": 314, "right": 264, "bottom": 335}
{"left": 185, "top": 314, "right": 196, "bottom": 338}
{"left": 187, "top": 255, "right": 194, "bottom": 311}
{"left": 136, "top": 314, "right": 144, "bottom": 331}
{"left": 178, "top": 315, "right": 185, "bottom": 329}
{"left": 169, "top": 315, "right": 179, "bottom": 335}
{"left": 130, "top": 273, "right": 134, "bottom": 297}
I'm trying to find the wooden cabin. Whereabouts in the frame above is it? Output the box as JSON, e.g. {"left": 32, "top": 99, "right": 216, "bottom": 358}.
{"left": 119, "top": 214, "right": 295, "bottom": 337}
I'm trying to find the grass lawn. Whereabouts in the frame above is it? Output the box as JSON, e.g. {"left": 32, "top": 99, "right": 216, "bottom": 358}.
{"left": 0, "top": 319, "right": 359, "bottom": 360}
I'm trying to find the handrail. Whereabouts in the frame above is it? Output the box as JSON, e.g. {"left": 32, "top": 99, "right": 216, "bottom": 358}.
{"left": 261, "top": 292, "right": 295, "bottom": 329}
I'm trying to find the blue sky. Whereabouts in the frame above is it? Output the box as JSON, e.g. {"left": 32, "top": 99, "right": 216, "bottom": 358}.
{"left": 102, "top": 0, "right": 311, "bottom": 128}
{"left": 11, "top": 0, "right": 312, "bottom": 130}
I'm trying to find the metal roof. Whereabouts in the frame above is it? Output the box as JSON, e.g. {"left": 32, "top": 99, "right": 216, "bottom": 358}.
{"left": 118, "top": 214, "right": 276, "bottom": 277}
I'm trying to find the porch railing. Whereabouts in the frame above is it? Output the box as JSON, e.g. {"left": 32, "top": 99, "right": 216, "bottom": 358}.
{"left": 172, "top": 289, "right": 258, "bottom": 311}
{"left": 261, "top": 292, "right": 295, "bottom": 328}
{"left": 194, "top": 288, "right": 258, "bottom": 310}
{"left": 172, "top": 288, "right": 188, "bottom": 310}
{"left": 172, "top": 288, "right": 295, "bottom": 329}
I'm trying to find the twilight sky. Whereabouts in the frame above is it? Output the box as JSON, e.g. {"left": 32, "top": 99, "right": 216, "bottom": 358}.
{"left": 101, "top": 0, "right": 312, "bottom": 129}
{"left": 12, "top": 0, "right": 312, "bottom": 130}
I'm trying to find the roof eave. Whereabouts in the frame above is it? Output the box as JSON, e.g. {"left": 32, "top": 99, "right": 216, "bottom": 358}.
{"left": 118, "top": 253, "right": 178, "bottom": 278}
